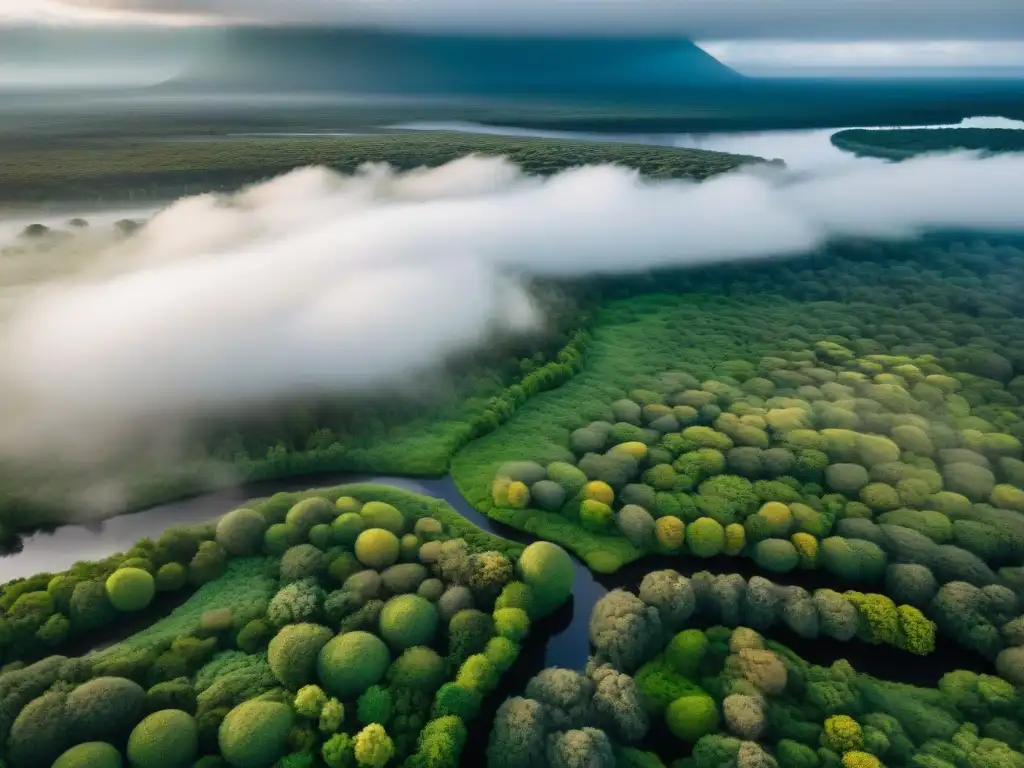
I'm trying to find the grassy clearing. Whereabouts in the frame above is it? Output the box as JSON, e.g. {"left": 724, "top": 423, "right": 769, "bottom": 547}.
{"left": 451, "top": 292, "right": 785, "bottom": 571}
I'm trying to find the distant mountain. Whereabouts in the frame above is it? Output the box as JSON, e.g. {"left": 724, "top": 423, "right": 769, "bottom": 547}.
{"left": 169, "top": 27, "right": 742, "bottom": 96}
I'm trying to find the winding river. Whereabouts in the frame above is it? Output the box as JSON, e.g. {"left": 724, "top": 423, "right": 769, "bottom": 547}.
{"left": 1, "top": 471, "right": 991, "bottom": 687}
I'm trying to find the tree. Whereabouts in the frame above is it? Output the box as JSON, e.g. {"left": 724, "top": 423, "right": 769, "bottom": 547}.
{"left": 354, "top": 723, "right": 394, "bottom": 768}
{"left": 589, "top": 590, "right": 663, "bottom": 672}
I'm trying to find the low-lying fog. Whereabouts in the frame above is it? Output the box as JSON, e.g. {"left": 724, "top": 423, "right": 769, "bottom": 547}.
{"left": 2, "top": 150, "right": 1024, "bottom": 475}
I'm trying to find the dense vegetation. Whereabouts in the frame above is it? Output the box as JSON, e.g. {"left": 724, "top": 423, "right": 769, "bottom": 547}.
{"left": 488, "top": 600, "right": 1024, "bottom": 767}
{"left": 831, "top": 128, "right": 1024, "bottom": 160}
{"left": 0, "top": 483, "right": 574, "bottom": 766}
{"left": 0, "top": 132, "right": 770, "bottom": 204}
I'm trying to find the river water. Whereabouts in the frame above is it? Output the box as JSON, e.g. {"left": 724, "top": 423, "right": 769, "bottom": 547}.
{"left": 392, "top": 114, "right": 1024, "bottom": 173}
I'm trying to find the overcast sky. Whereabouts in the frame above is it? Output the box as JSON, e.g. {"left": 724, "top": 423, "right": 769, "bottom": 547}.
{"left": 1, "top": 0, "right": 1023, "bottom": 75}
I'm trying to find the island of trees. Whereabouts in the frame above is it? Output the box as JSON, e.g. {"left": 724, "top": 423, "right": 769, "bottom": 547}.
{"left": 831, "top": 128, "right": 1024, "bottom": 160}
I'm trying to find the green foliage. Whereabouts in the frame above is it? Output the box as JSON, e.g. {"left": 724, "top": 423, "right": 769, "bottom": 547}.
{"left": 216, "top": 509, "right": 268, "bottom": 556}
{"left": 360, "top": 502, "right": 407, "bottom": 535}
{"left": 66, "top": 675, "right": 147, "bottom": 744}
{"left": 379, "top": 594, "right": 439, "bottom": 651}
{"left": 51, "top": 743, "right": 123, "bottom": 768}
{"left": 354, "top": 723, "right": 394, "bottom": 768}
{"left": 106, "top": 567, "right": 157, "bottom": 612}
{"left": 354, "top": 529, "right": 401, "bottom": 570}
{"left": 357, "top": 684, "right": 394, "bottom": 726}
{"left": 126, "top": 709, "right": 199, "bottom": 768}
{"left": 666, "top": 630, "right": 708, "bottom": 677}
{"left": 218, "top": 700, "right": 294, "bottom": 768}
{"left": 635, "top": 655, "right": 705, "bottom": 715}
{"left": 268, "top": 623, "right": 334, "bottom": 691}
{"left": 666, "top": 694, "right": 720, "bottom": 742}
{"left": 686, "top": 518, "right": 725, "bottom": 558}
{"left": 515, "top": 541, "right": 574, "bottom": 619}
{"left": 432, "top": 682, "right": 482, "bottom": 720}
{"left": 386, "top": 646, "right": 447, "bottom": 693}
{"left": 317, "top": 631, "right": 391, "bottom": 699}
{"left": 406, "top": 715, "right": 467, "bottom": 768}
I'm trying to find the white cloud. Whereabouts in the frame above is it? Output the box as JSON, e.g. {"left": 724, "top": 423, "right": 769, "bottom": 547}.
{"left": 702, "top": 40, "right": 1024, "bottom": 74}
{"left": 7, "top": 0, "right": 1024, "bottom": 40}
{"left": 2, "top": 152, "right": 1024, "bottom": 467}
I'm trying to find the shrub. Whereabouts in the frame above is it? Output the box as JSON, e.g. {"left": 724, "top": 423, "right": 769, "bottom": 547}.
{"left": 126, "top": 709, "right": 198, "bottom": 768}
{"left": 357, "top": 685, "right": 393, "bottom": 726}
{"left": 582, "top": 480, "right": 615, "bottom": 505}
{"left": 264, "top": 524, "right": 296, "bottom": 555}
{"left": 516, "top": 541, "right": 574, "bottom": 619}
{"left": 724, "top": 523, "right": 746, "bottom": 556}
{"left": 267, "top": 579, "right": 325, "bottom": 627}
{"left": 686, "top": 517, "right": 726, "bottom": 558}
{"left": 859, "top": 483, "right": 901, "bottom": 512}
{"left": 991, "top": 484, "right": 1024, "bottom": 512}
{"left": 310, "top": 524, "right": 334, "bottom": 550}
{"left": 355, "top": 529, "right": 401, "bottom": 569}
{"left": 7, "top": 690, "right": 71, "bottom": 766}
{"left": 618, "top": 504, "right": 656, "bottom": 549}
{"left": 417, "top": 578, "right": 445, "bottom": 602}
{"left": 943, "top": 463, "right": 997, "bottom": 501}
{"left": 379, "top": 594, "right": 439, "bottom": 651}
{"left": 494, "top": 607, "right": 530, "bottom": 642}
{"left": 547, "top": 461, "right": 589, "bottom": 494}
{"left": 280, "top": 544, "right": 328, "bottom": 584}
{"left": 66, "top": 675, "right": 146, "bottom": 744}
{"left": 580, "top": 499, "right": 615, "bottom": 532}
{"left": 53, "top": 742, "right": 123, "bottom": 768}
{"left": 360, "top": 501, "right": 406, "bottom": 534}
{"left": 286, "top": 497, "right": 336, "bottom": 537}
{"left": 215, "top": 508, "right": 267, "bottom": 556}
{"left": 268, "top": 623, "right": 334, "bottom": 691}
{"left": 188, "top": 541, "right": 227, "bottom": 585}
{"left": 354, "top": 724, "right": 394, "bottom": 768}
{"left": 293, "top": 684, "right": 327, "bottom": 720}
{"left": 884, "top": 564, "right": 937, "bottom": 606}
{"left": 336, "top": 496, "right": 363, "bottom": 514}
{"left": 823, "top": 715, "right": 863, "bottom": 752}
{"left": 506, "top": 480, "right": 531, "bottom": 508}
{"left": 753, "top": 539, "right": 799, "bottom": 573}
{"left": 655, "top": 516, "right": 685, "bottom": 552}
{"left": 666, "top": 694, "right": 720, "bottom": 742}
{"left": 106, "top": 567, "right": 156, "bottom": 612}
{"left": 995, "top": 646, "right": 1024, "bottom": 686}
{"left": 317, "top": 631, "right": 391, "bottom": 699}
{"left": 155, "top": 563, "right": 187, "bottom": 592}
{"left": 386, "top": 646, "right": 447, "bottom": 693}
{"left": 218, "top": 700, "right": 294, "bottom": 768}
{"left": 407, "top": 715, "right": 467, "bottom": 768}
{"left": 322, "top": 733, "right": 355, "bottom": 768}
{"left": 381, "top": 563, "right": 428, "bottom": 595}
{"left": 456, "top": 653, "right": 499, "bottom": 693}
{"left": 332, "top": 513, "right": 365, "bottom": 545}
{"left": 825, "top": 464, "right": 870, "bottom": 495}
{"left": 485, "top": 636, "right": 520, "bottom": 672}
{"left": 437, "top": 586, "right": 474, "bottom": 621}
{"left": 531, "top": 480, "right": 567, "bottom": 511}
{"left": 666, "top": 629, "right": 708, "bottom": 677}
{"left": 820, "top": 537, "right": 888, "bottom": 582}
{"left": 433, "top": 682, "right": 483, "bottom": 720}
